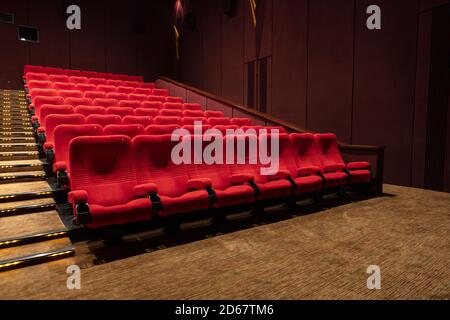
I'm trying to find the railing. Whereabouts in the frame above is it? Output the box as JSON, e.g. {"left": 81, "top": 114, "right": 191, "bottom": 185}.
{"left": 157, "top": 76, "right": 385, "bottom": 195}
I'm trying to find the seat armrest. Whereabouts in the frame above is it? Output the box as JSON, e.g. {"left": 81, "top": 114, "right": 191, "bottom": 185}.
{"left": 31, "top": 116, "right": 39, "bottom": 122}
{"left": 231, "top": 174, "right": 255, "bottom": 185}
{"left": 187, "top": 178, "right": 213, "bottom": 191}
{"left": 322, "top": 163, "right": 346, "bottom": 173}
{"left": 43, "top": 142, "right": 53, "bottom": 150}
{"left": 68, "top": 190, "right": 88, "bottom": 204}
{"left": 297, "top": 166, "right": 322, "bottom": 177}
{"left": 347, "top": 162, "right": 370, "bottom": 170}
{"left": 53, "top": 162, "right": 66, "bottom": 172}
{"left": 267, "top": 170, "right": 291, "bottom": 181}
{"left": 37, "top": 127, "right": 45, "bottom": 134}
{"left": 133, "top": 183, "right": 158, "bottom": 198}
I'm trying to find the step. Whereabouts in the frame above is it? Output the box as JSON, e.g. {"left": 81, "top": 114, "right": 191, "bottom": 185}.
{"left": 0, "top": 210, "right": 65, "bottom": 239}
{"left": 0, "top": 171, "right": 46, "bottom": 184}
{"left": 0, "top": 132, "right": 34, "bottom": 137}
{"left": 0, "top": 151, "right": 39, "bottom": 161}
{"left": 0, "top": 143, "right": 37, "bottom": 152}
{"left": 0, "top": 160, "right": 44, "bottom": 173}
{"left": 0, "top": 229, "right": 68, "bottom": 250}
{"left": 0, "top": 237, "right": 72, "bottom": 261}
{"left": 0, "top": 198, "right": 56, "bottom": 218}
{"left": 0, "top": 137, "right": 35, "bottom": 143}
{"left": 0, "top": 245, "right": 75, "bottom": 272}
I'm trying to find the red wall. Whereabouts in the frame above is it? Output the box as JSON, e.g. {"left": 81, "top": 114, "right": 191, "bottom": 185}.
{"left": 178, "top": 0, "right": 450, "bottom": 190}
{"left": 0, "top": 0, "right": 176, "bottom": 88}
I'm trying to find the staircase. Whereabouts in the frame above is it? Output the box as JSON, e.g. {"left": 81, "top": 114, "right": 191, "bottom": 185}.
{"left": 0, "top": 89, "right": 75, "bottom": 272}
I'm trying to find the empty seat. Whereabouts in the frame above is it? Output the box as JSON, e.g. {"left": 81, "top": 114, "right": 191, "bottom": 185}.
{"left": 132, "top": 135, "right": 211, "bottom": 217}
{"left": 231, "top": 118, "right": 252, "bottom": 126}
{"left": 146, "top": 95, "right": 166, "bottom": 103}
{"left": 75, "top": 106, "right": 106, "bottom": 117}
{"left": 141, "top": 101, "right": 163, "bottom": 109}
{"left": 106, "top": 107, "right": 134, "bottom": 117}
{"left": 24, "top": 65, "right": 45, "bottom": 74}
{"left": 163, "top": 102, "right": 183, "bottom": 110}
{"left": 154, "top": 116, "right": 182, "bottom": 126}
{"left": 128, "top": 75, "right": 144, "bottom": 82}
{"left": 81, "top": 71, "right": 99, "bottom": 78}
{"left": 183, "top": 110, "right": 205, "bottom": 117}
{"left": 117, "top": 86, "right": 136, "bottom": 94}
{"left": 160, "top": 109, "right": 183, "bottom": 117}
{"left": 29, "top": 89, "right": 58, "bottom": 99}
{"left": 58, "top": 90, "right": 83, "bottom": 99}
{"left": 135, "top": 108, "right": 160, "bottom": 117}
{"left": 33, "top": 96, "right": 65, "bottom": 117}
{"left": 106, "top": 92, "right": 128, "bottom": 101}
{"left": 54, "top": 82, "right": 76, "bottom": 91}
{"left": 75, "top": 83, "right": 97, "bottom": 92}
{"left": 66, "top": 70, "right": 82, "bottom": 77}
{"left": 134, "top": 88, "right": 153, "bottom": 95}
{"left": 183, "top": 124, "right": 212, "bottom": 134}
{"left": 86, "top": 114, "right": 122, "bottom": 127}
{"left": 207, "top": 117, "right": 232, "bottom": 127}
{"left": 123, "top": 81, "right": 141, "bottom": 88}
{"left": 141, "top": 83, "right": 155, "bottom": 89}
{"left": 68, "top": 135, "right": 153, "bottom": 228}
{"left": 106, "top": 79, "right": 124, "bottom": 87}
{"left": 96, "top": 85, "right": 117, "bottom": 93}
{"left": 316, "top": 133, "right": 371, "bottom": 185}
{"left": 93, "top": 98, "right": 119, "bottom": 108}
{"left": 69, "top": 76, "right": 89, "bottom": 84}
{"left": 48, "top": 74, "right": 70, "bottom": 83}
{"left": 182, "top": 117, "right": 207, "bottom": 126}
{"left": 122, "top": 116, "right": 153, "bottom": 127}
{"left": 166, "top": 96, "right": 184, "bottom": 103}
{"left": 84, "top": 91, "right": 106, "bottom": 100}
{"left": 183, "top": 103, "right": 202, "bottom": 111}
{"left": 25, "top": 72, "right": 49, "bottom": 82}
{"left": 88, "top": 78, "right": 107, "bottom": 86}
{"left": 152, "top": 89, "right": 169, "bottom": 97}
{"left": 44, "top": 67, "right": 65, "bottom": 75}
{"left": 40, "top": 114, "right": 85, "bottom": 148}
{"left": 145, "top": 125, "right": 179, "bottom": 135}
{"left": 27, "top": 80, "right": 53, "bottom": 91}
{"left": 119, "top": 100, "right": 141, "bottom": 109}
{"left": 205, "top": 110, "right": 225, "bottom": 118}
{"left": 104, "top": 124, "right": 145, "bottom": 139}
{"left": 65, "top": 97, "right": 93, "bottom": 107}
{"left": 39, "top": 105, "right": 74, "bottom": 126}
{"left": 128, "top": 94, "right": 148, "bottom": 102}
{"left": 213, "top": 125, "right": 240, "bottom": 134}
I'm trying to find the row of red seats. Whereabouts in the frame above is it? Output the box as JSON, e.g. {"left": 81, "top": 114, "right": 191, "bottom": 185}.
{"left": 67, "top": 133, "right": 372, "bottom": 228}
{"left": 23, "top": 65, "right": 143, "bottom": 82}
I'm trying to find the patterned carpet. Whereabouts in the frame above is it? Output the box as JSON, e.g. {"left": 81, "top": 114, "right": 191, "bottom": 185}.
{"left": 0, "top": 184, "right": 449, "bottom": 300}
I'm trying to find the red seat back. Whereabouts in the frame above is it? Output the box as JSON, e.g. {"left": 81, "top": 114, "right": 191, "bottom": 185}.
{"left": 86, "top": 114, "right": 122, "bottom": 127}
{"left": 122, "top": 116, "right": 153, "bottom": 127}
{"left": 104, "top": 125, "right": 145, "bottom": 139}
{"left": 43, "top": 114, "right": 85, "bottom": 144}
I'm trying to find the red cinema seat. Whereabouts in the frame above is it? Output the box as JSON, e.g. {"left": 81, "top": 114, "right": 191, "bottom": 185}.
{"left": 214, "top": 125, "right": 240, "bottom": 135}
{"left": 29, "top": 89, "right": 58, "bottom": 99}
{"left": 68, "top": 135, "right": 153, "bottom": 228}
{"left": 160, "top": 109, "right": 183, "bottom": 117}
{"left": 134, "top": 88, "right": 152, "bottom": 95}
{"left": 183, "top": 124, "right": 212, "bottom": 134}
{"left": 25, "top": 73, "right": 49, "bottom": 82}
{"left": 128, "top": 75, "right": 144, "bottom": 82}
{"left": 106, "top": 79, "right": 124, "bottom": 87}
{"left": 93, "top": 98, "right": 119, "bottom": 108}
{"left": 103, "top": 124, "right": 145, "bottom": 139}
{"left": 75, "top": 84, "right": 97, "bottom": 92}
{"left": 27, "top": 80, "right": 53, "bottom": 91}
{"left": 106, "top": 107, "right": 134, "bottom": 118}
{"left": 58, "top": 90, "right": 83, "bottom": 99}
{"left": 84, "top": 91, "right": 106, "bottom": 100}
{"left": 205, "top": 111, "right": 225, "bottom": 118}
{"left": 97, "top": 85, "right": 117, "bottom": 93}
{"left": 189, "top": 134, "right": 256, "bottom": 208}
{"left": 289, "top": 133, "right": 327, "bottom": 193}
{"left": 231, "top": 118, "right": 252, "bottom": 126}
{"left": 182, "top": 117, "right": 207, "bottom": 126}
{"left": 135, "top": 108, "right": 160, "bottom": 117}
{"left": 38, "top": 105, "right": 74, "bottom": 127}
{"left": 106, "top": 92, "right": 128, "bottom": 101}
{"left": 152, "top": 89, "right": 169, "bottom": 97}
{"left": 122, "top": 116, "right": 153, "bottom": 127}
{"left": 183, "top": 103, "right": 202, "bottom": 111}
{"left": 146, "top": 95, "right": 166, "bottom": 103}
{"left": 75, "top": 106, "right": 106, "bottom": 117}
{"left": 69, "top": 76, "right": 89, "bottom": 84}
{"left": 141, "top": 83, "right": 155, "bottom": 89}
{"left": 65, "top": 97, "right": 93, "bottom": 107}
{"left": 66, "top": 70, "right": 82, "bottom": 77}
{"left": 24, "top": 65, "right": 45, "bottom": 74}
{"left": 40, "top": 114, "right": 85, "bottom": 148}
{"left": 141, "top": 101, "right": 162, "bottom": 109}
{"left": 119, "top": 100, "right": 141, "bottom": 109}
{"left": 207, "top": 117, "right": 232, "bottom": 127}
{"left": 81, "top": 71, "right": 99, "bottom": 78}
{"left": 154, "top": 116, "right": 182, "bottom": 126}
{"left": 145, "top": 125, "right": 179, "bottom": 135}
{"left": 86, "top": 115, "right": 122, "bottom": 127}
{"left": 44, "top": 67, "right": 65, "bottom": 75}
{"left": 123, "top": 81, "right": 140, "bottom": 88}
{"left": 316, "top": 133, "right": 371, "bottom": 185}
{"left": 33, "top": 96, "right": 65, "bottom": 118}
{"left": 88, "top": 78, "right": 106, "bottom": 86}
{"left": 48, "top": 74, "right": 69, "bottom": 83}
{"left": 128, "top": 94, "right": 148, "bottom": 102}
{"left": 166, "top": 96, "right": 184, "bottom": 103}
{"left": 117, "top": 86, "right": 136, "bottom": 94}
{"left": 163, "top": 102, "right": 183, "bottom": 110}
{"left": 183, "top": 110, "right": 205, "bottom": 117}
{"left": 132, "top": 135, "right": 211, "bottom": 217}
{"left": 54, "top": 82, "right": 76, "bottom": 91}
{"left": 241, "top": 126, "right": 287, "bottom": 135}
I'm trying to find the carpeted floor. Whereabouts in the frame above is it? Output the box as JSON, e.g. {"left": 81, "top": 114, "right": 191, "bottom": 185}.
{"left": 0, "top": 184, "right": 449, "bottom": 300}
